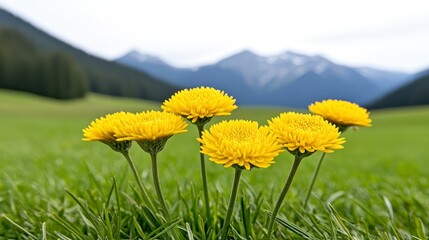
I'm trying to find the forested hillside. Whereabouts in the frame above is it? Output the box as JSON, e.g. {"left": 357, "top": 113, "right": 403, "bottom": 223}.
{"left": 0, "top": 8, "right": 178, "bottom": 101}
{"left": 0, "top": 28, "right": 87, "bottom": 99}
{"left": 370, "top": 71, "right": 429, "bottom": 109}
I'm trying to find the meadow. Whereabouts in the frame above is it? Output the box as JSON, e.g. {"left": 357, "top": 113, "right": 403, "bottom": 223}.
{"left": 0, "top": 89, "right": 428, "bottom": 239}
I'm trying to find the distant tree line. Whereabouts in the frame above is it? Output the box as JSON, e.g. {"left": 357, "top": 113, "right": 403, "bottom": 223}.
{"left": 0, "top": 8, "right": 179, "bottom": 102}
{"left": 0, "top": 28, "right": 88, "bottom": 99}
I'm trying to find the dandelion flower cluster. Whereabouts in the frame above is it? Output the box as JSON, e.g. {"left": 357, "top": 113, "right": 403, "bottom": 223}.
{"left": 162, "top": 87, "right": 238, "bottom": 123}
{"left": 309, "top": 99, "right": 372, "bottom": 129}
{"left": 198, "top": 120, "right": 284, "bottom": 170}
{"left": 269, "top": 112, "right": 345, "bottom": 155}
{"left": 79, "top": 86, "right": 364, "bottom": 238}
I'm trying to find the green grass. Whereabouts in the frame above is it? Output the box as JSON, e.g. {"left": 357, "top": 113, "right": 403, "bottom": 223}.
{"left": 0, "top": 89, "right": 428, "bottom": 239}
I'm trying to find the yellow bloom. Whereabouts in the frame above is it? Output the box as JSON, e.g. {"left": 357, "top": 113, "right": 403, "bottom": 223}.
{"left": 82, "top": 112, "right": 134, "bottom": 152}
{"left": 162, "top": 86, "right": 238, "bottom": 123}
{"left": 268, "top": 112, "right": 345, "bottom": 155}
{"left": 309, "top": 99, "right": 372, "bottom": 128}
{"left": 114, "top": 110, "right": 188, "bottom": 141}
{"left": 82, "top": 112, "right": 133, "bottom": 142}
{"left": 198, "top": 120, "right": 284, "bottom": 170}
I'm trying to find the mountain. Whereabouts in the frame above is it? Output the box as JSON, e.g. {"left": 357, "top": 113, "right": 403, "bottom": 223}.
{"left": 369, "top": 69, "right": 429, "bottom": 109}
{"left": 117, "top": 51, "right": 253, "bottom": 103}
{"left": 356, "top": 67, "right": 411, "bottom": 92}
{"left": 0, "top": 7, "right": 178, "bottom": 101}
{"left": 117, "top": 49, "right": 412, "bottom": 108}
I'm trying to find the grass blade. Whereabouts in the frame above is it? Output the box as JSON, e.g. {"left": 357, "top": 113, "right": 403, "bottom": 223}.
{"left": 132, "top": 216, "right": 147, "bottom": 239}
{"left": 147, "top": 217, "right": 182, "bottom": 240}
{"left": 55, "top": 231, "right": 75, "bottom": 240}
{"left": 42, "top": 222, "right": 47, "bottom": 240}
{"left": 266, "top": 211, "right": 317, "bottom": 240}
{"left": 383, "top": 196, "right": 395, "bottom": 221}
{"left": 327, "top": 203, "right": 352, "bottom": 238}
{"left": 50, "top": 214, "right": 87, "bottom": 239}
{"left": 2, "top": 214, "right": 38, "bottom": 240}
{"left": 198, "top": 215, "right": 207, "bottom": 240}
{"left": 414, "top": 217, "right": 427, "bottom": 240}
{"left": 186, "top": 222, "right": 194, "bottom": 240}
{"left": 113, "top": 177, "right": 122, "bottom": 240}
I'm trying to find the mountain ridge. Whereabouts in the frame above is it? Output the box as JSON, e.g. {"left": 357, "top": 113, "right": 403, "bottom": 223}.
{"left": 117, "top": 49, "right": 412, "bottom": 108}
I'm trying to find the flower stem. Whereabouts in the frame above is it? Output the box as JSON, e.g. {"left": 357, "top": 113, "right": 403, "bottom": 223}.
{"left": 121, "top": 151, "right": 155, "bottom": 211}
{"left": 266, "top": 155, "right": 303, "bottom": 239}
{"left": 150, "top": 152, "right": 170, "bottom": 219}
{"left": 304, "top": 152, "right": 326, "bottom": 208}
{"left": 220, "top": 168, "right": 243, "bottom": 240}
{"left": 197, "top": 123, "right": 211, "bottom": 223}
{"left": 150, "top": 153, "right": 182, "bottom": 239}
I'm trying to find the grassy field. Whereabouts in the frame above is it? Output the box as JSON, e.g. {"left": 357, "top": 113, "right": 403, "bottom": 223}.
{"left": 0, "top": 89, "right": 428, "bottom": 239}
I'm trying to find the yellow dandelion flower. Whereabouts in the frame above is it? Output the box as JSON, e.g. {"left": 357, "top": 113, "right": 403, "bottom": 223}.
{"left": 114, "top": 110, "right": 188, "bottom": 142}
{"left": 309, "top": 99, "right": 372, "bottom": 129}
{"left": 198, "top": 120, "right": 284, "bottom": 170}
{"left": 82, "top": 112, "right": 133, "bottom": 142}
{"left": 162, "top": 86, "right": 238, "bottom": 123}
{"left": 82, "top": 112, "right": 134, "bottom": 152}
{"left": 269, "top": 112, "right": 345, "bottom": 155}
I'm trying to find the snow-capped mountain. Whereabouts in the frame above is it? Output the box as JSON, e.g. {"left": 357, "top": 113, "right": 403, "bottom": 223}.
{"left": 116, "top": 49, "right": 412, "bottom": 108}
{"left": 216, "top": 50, "right": 376, "bottom": 91}
{"left": 119, "top": 50, "right": 168, "bottom": 66}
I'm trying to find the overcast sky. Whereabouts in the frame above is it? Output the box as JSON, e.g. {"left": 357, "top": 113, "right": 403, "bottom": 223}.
{"left": 1, "top": 0, "right": 429, "bottom": 73}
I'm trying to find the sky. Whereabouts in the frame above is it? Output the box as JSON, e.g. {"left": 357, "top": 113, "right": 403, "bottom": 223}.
{"left": 1, "top": 0, "right": 429, "bottom": 73}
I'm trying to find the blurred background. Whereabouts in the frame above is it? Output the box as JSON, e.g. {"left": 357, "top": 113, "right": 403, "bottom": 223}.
{"left": 1, "top": 0, "right": 429, "bottom": 108}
